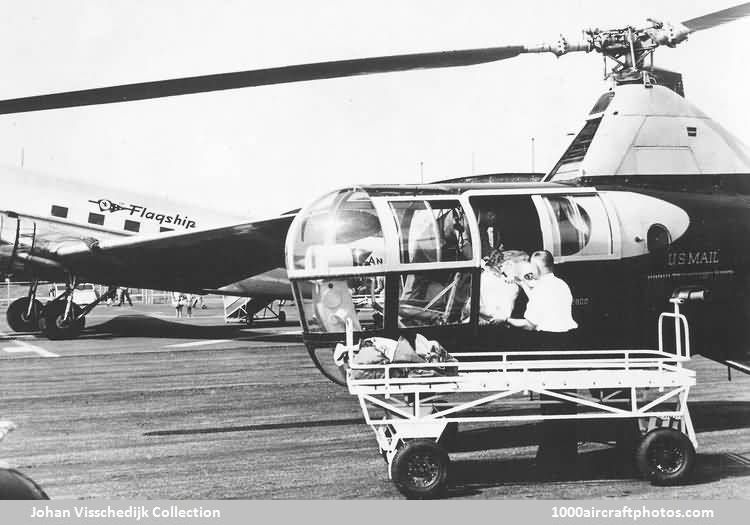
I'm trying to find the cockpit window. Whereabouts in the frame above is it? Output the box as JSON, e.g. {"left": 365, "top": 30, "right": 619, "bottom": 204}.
{"left": 541, "top": 195, "right": 612, "bottom": 258}
{"left": 389, "top": 199, "right": 472, "bottom": 264}
{"left": 398, "top": 270, "right": 472, "bottom": 327}
{"left": 293, "top": 189, "right": 384, "bottom": 272}
{"left": 546, "top": 197, "right": 591, "bottom": 256}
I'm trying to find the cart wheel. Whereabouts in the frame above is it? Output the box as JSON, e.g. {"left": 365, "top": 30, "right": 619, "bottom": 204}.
{"left": 635, "top": 428, "right": 695, "bottom": 485}
{"left": 390, "top": 439, "right": 449, "bottom": 499}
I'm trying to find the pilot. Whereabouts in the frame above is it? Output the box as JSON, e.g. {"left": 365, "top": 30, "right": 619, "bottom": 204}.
{"left": 477, "top": 209, "right": 498, "bottom": 258}
{"left": 506, "top": 250, "right": 577, "bottom": 334}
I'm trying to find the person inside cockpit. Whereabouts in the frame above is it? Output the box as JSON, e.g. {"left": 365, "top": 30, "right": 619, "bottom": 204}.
{"left": 477, "top": 209, "right": 499, "bottom": 258}
{"left": 439, "top": 207, "right": 472, "bottom": 261}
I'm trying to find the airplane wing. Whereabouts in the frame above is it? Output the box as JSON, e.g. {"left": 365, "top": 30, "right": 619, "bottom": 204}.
{"left": 50, "top": 214, "right": 295, "bottom": 293}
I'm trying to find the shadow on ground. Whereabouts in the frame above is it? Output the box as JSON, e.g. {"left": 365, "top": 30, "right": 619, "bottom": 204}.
{"left": 76, "top": 315, "right": 301, "bottom": 341}
{"left": 450, "top": 401, "right": 750, "bottom": 454}
{"left": 445, "top": 448, "right": 750, "bottom": 498}
{"left": 445, "top": 401, "right": 750, "bottom": 496}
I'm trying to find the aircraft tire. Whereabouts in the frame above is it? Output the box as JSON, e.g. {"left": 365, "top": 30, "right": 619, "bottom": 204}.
{"left": 390, "top": 439, "right": 449, "bottom": 499}
{"left": 635, "top": 428, "right": 695, "bottom": 485}
{"left": 40, "top": 302, "right": 84, "bottom": 340}
{"left": 6, "top": 298, "right": 42, "bottom": 332}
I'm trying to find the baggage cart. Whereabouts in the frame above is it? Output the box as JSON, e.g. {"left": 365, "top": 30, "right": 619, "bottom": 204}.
{"left": 346, "top": 299, "right": 697, "bottom": 498}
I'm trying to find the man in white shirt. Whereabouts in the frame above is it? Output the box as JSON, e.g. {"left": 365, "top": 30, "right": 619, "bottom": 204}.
{"left": 506, "top": 250, "right": 579, "bottom": 475}
{"left": 506, "top": 251, "right": 577, "bottom": 333}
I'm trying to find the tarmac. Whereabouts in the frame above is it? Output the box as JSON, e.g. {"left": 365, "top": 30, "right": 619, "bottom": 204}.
{"left": 1, "top": 299, "right": 750, "bottom": 499}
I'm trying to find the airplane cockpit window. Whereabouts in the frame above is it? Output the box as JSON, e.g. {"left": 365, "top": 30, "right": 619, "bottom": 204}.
{"left": 541, "top": 195, "right": 612, "bottom": 258}
{"left": 291, "top": 188, "right": 385, "bottom": 272}
{"left": 389, "top": 199, "right": 472, "bottom": 264}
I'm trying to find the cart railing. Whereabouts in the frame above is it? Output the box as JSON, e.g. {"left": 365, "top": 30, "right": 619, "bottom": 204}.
{"left": 658, "top": 297, "right": 691, "bottom": 359}
{"left": 346, "top": 350, "right": 692, "bottom": 391}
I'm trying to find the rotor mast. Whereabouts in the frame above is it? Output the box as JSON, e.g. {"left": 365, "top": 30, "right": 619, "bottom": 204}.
{"left": 523, "top": 20, "right": 691, "bottom": 87}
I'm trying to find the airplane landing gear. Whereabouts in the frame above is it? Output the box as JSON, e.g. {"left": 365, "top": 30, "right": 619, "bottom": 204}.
{"left": 6, "top": 297, "right": 43, "bottom": 332}
{"left": 5, "top": 280, "right": 42, "bottom": 332}
{"left": 38, "top": 301, "right": 84, "bottom": 340}
{"left": 37, "top": 282, "right": 117, "bottom": 340}
{"left": 37, "top": 275, "right": 101, "bottom": 340}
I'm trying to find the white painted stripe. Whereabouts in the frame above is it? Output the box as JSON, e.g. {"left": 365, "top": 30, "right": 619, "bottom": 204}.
{"left": 0, "top": 330, "right": 58, "bottom": 357}
{"left": 241, "top": 330, "right": 302, "bottom": 340}
{"left": 164, "top": 339, "right": 231, "bottom": 348}
{"left": 2, "top": 345, "right": 59, "bottom": 358}
{"left": 153, "top": 314, "right": 226, "bottom": 319}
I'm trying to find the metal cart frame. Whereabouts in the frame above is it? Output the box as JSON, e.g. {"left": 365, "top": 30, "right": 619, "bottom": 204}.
{"left": 346, "top": 299, "right": 698, "bottom": 498}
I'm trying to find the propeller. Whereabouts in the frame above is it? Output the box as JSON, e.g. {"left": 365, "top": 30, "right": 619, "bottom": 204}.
{"left": 1, "top": 2, "right": 749, "bottom": 115}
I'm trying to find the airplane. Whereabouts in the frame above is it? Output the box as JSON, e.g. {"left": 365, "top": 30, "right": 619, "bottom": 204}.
{"left": 0, "top": 163, "right": 295, "bottom": 339}
{"left": 0, "top": 2, "right": 749, "bottom": 387}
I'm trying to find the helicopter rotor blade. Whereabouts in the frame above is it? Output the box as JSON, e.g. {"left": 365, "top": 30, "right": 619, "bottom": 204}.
{"left": 682, "top": 1, "right": 750, "bottom": 32}
{"left": 0, "top": 45, "right": 524, "bottom": 115}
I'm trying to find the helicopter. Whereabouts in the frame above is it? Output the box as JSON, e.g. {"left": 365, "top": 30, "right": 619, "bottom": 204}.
{"left": 1, "top": 3, "right": 749, "bottom": 385}
{"left": 281, "top": 4, "right": 750, "bottom": 383}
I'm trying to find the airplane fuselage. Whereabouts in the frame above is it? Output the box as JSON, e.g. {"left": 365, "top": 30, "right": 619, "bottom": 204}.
{"left": 0, "top": 164, "right": 293, "bottom": 299}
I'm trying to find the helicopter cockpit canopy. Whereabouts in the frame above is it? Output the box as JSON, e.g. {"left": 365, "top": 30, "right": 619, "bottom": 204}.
{"left": 285, "top": 186, "right": 480, "bottom": 335}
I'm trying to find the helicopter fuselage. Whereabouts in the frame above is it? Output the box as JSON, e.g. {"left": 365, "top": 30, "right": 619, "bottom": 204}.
{"left": 285, "top": 84, "right": 750, "bottom": 383}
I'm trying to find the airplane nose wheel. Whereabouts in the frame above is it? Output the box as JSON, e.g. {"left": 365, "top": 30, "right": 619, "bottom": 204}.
{"left": 6, "top": 298, "right": 43, "bottom": 332}
{"left": 635, "top": 428, "right": 695, "bottom": 485}
{"left": 38, "top": 301, "right": 84, "bottom": 340}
